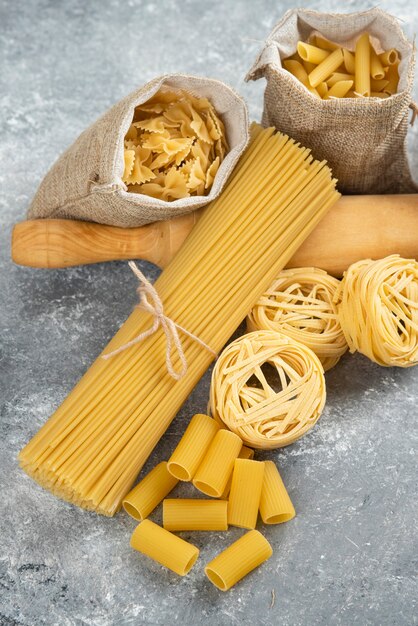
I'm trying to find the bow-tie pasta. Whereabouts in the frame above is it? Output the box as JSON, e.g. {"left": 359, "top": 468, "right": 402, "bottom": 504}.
{"left": 122, "top": 88, "right": 229, "bottom": 200}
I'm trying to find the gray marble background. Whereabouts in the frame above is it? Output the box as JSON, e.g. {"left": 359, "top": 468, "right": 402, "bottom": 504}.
{"left": 1, "top": 1, "right": 417, "bottom": 625}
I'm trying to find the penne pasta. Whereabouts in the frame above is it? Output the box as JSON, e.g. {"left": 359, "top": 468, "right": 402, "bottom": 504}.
{"left": 370, "top": 78, "right": 389, "bottom": 92}
{"left": 283, "top": 59, "right": 309, "bottom": 83}
{"left": 379, "top": 49, "right": 399, "bottom": 66}
{"left": 308, "top": 48, "right": 344, "bottom": 88}
{"left": 342, "top": 48, "right": 356, "bottom": 75}
{"left": 370, "top": 91, "right": 390, "bottom": 99}
{"left": 355, "top": 33, "right": 371, "bottom": 96}
{"left": 370, "top": 47, "right": 385, "bottom": 80}
{"left": 283, "top": 60, "right": 321, "bottom": 97}
{"left": 204, "top": 530, "right": 272, "bottom": 591}
{"left": 324, "top": 80, "right": 354, "bottom": 99}
{"left": 167, "top": 413, "right": 219, "bottom": 481}
{"left": 316, "top": 81, "right": 328, "bottom": 98}
{"left": 193, "top": 429, "right": 242, "bottom": 497}
{"left": 220, "top": 445, "right": 254, "bottom": 499}
{"left": 384, "top": 62, "right": 399, "bottom": 94}
{"left": 327, "top": 72, "right": 354, "bottom": 87}
{"left": 302, "top": 59, "right": 317, "bottom": 74}
{"left": 228, "top": 459, "right": 265, "bottom": 529}
{"left": 259, "top": 460, "right": 295, "bottom": 524}
{"left": 123, "top": 461, "right": 178, "bottom": 521}
{"left": 297, "top": 41, "right": 330, "bottom": 65}
{"left": 130, "top": 519, "right": 199, "bottom": 576}
{"left": 311, "top": 34, "right": 340, "bottom": 51}
{"left": 163, "top": 499, "right": 228, "bottom": 531}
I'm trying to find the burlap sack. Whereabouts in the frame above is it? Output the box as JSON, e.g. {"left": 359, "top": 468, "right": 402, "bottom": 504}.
{"left": 246, "top": 7, "right": 417, "bottom": 194}
{"left": 28, "top": 75, "right": 249, "bottom": 227}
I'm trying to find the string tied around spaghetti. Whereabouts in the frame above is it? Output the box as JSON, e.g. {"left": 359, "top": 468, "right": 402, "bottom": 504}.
{"left": 102, "top": 262, "right": 217, "bottom": 380}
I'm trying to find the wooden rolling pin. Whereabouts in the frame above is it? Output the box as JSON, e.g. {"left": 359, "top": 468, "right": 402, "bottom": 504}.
{"left": 11, "top": 194, "right": 418, "bottom": 276}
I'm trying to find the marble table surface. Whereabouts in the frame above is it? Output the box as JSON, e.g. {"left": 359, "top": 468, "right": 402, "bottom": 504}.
{"left": 1, "top": 0, "right": 417, "bottom": 624}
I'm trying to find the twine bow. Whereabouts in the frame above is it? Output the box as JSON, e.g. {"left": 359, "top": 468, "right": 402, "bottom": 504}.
{"left": 102, "top": 262, "right": 217, "bottom": 380}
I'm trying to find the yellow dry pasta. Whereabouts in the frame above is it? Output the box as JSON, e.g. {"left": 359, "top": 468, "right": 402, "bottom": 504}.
{"left": 210, "top": 330, "right": 326, "bottom": 449}
{"left": 220, "top": 445, "right": 254, "bottom": 500}
{"left": 227, "top": 459, "right": 265, "bottom": 529}
{"left": 122, "top": 87, "right": 228, "bottom": 200}
{"left": 370, "top": 78, "right": 389, "bottom": 92}
{"left": 130, "top": 519, "right": 199, "bottom": 576}
{"left": 355, "top": 33, "right": 371, "bottom": 97}
{"left": 204, "top": 530, "right": 272, "bottom": 591}
{"left": 297, "top": 42, "right": 329, "bottom": 65}
{"left": 379, "top": 49, "right": 399, "bottom": 66}
{"left": 370, "top": 47, "right": 385, "bottom": 80}
{"left": 259, "top": 460, "right": 295, "bottom": 524}
{"left": 286, "top": 35, "right": 400, "bottom": 99}
{"left": 384, "top": 63, "right": 399, "bottom": 94}
{"left": 19, "top": 124, "right": 340, "bottom": 516}
{"left": 193, "top": 429, "right": 242, "bottom": 497}
{"left": 325, "top": 80, "right": 354, "bottom": 99}
{"left": 335, "top": 255, "right": 418, "bottom": 368}
{"left": 122, "top": 461, "right": 178, "bottom": 521}
{"left": 326, "top": 72, "right": 354, "bottom": 87}
{"left": 343, "top": 49, "right": 356, "bottom": 75}
{"left": 167, "top": 413, "right": 220, "bottom": 481}
{"left": 163, "top": 499, "right": 228, "bottom": 531}
{"left": 247, "top": 268, "right": 347, "bottom": 371}
{"left": 308, "top": 48, "right": 344, "bottom": 88}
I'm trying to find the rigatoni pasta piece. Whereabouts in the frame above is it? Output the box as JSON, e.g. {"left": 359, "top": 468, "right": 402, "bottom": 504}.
{"left": 342, "top": 48, "right": 356, "bottom": 75}
{"left": 221, "top": 445, "right": 254, "bottom": 499}
{"left": 130, "top": 520, "right": 199, "bottom": 576}
{"left": 193, "top": 430, "right": 242, "bottom": 497}
{"left": 259, "top": 460, "right": 295, "bottom": 524}
{"left": 355, "top": 33, "right": 371, "bottom": 96}
{"left": 308, "top": 48, "right": 344, "bottom": 88}
{"left": 204, "top": 530, "right": 272, "bottom": 591}
{"left": 167, "top": 414, "right": 219, "bottom": 481}
{"left": 324, "top": 80, "right": 354, "bottom": 99}
{"left": 228, "top": 459, "right": 265, "bottom": 529}
{"left": 122, "top": 462, "right": 178, "bottom": 521}
{"left": 379, "top": 49, "right": 399, "bottom": 66}
{"left": 297, "top": 41, "right": 329, "bottom": 65}
{"left": 370, "top": 47, "right": 385, "bottom": 80}
{"left": 163, "top": 499, "right": 228, "bottom": 531}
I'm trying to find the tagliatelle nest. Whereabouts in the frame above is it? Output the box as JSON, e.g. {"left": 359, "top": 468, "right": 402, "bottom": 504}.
{"left": 247, "top": 267, "right": 348, "bottom": 371}
{"left": 209, "top": 330, "right": 326, "bottom": 449}
{"left": 122, "top": 87, "right": 228, "bottom": 200}
{"left": 335, "top": 255, "right": 418, "bottom": 367}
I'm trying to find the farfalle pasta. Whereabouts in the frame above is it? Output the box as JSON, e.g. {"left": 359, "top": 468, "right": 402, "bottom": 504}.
{"left": 27, "top": 74, "right": 249, "bottom": 227}
{"left": 122, "top": 88, "right": 228, "bottom": 201}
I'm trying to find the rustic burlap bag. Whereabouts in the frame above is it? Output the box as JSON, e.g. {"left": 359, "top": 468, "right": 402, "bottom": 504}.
{"left": 28, "top": 75, "right": 249, "bottom": 227}
{"left": 246, "top": 7, "right": 417, "bottom": 194}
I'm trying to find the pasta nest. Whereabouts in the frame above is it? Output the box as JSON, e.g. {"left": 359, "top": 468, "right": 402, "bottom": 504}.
{"left": 122, "top": 87, "right": 228, "bottom": 200}
{"left": 209, "top": 330, "right": 326, "bottom": 449}
{"left": 247, "top": 268, "right": 348, "bottom": 371}
{"left": 335, "top": 255, "right": 418, "bottom": 367}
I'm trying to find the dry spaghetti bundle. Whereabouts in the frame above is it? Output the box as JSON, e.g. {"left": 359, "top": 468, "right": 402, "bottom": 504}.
{"left": 19, "top": 124, "right": 339, "bottom": 516}
{"left": 209, "top": 331, "right": 326, "bottom": 449}
{"left": 335, "top": 255, "right": 418, "bottom": 367}
{"left": 247, "top": 267, "right": 348, "bottom": 370}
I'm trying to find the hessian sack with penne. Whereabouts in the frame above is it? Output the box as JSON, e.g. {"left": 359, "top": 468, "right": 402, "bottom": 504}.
{"left": 246, "top": 7, "right": 417, "bottom": 194}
